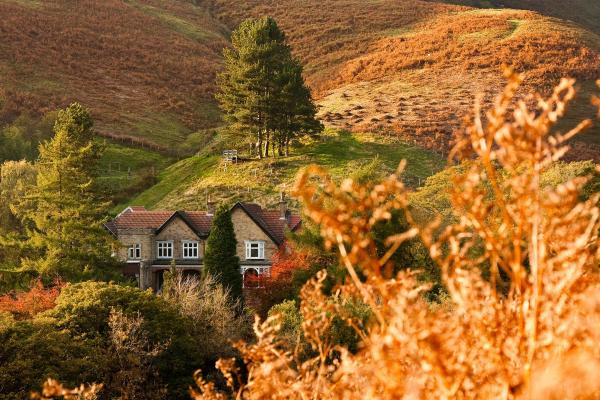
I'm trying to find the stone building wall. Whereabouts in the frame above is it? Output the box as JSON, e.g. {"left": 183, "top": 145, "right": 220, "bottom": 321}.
{"left": 231, "top": 208, "right": 278, "bottom": 262}
{"left": 154, "top": 217, "right": 204, "bottom": 260}
{"left": 116, "top": 228, "right": 155, "bottom": 261}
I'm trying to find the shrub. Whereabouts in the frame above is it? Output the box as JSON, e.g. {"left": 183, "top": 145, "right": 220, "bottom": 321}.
{"left": 0, "top": 279, "right": 61, "bottom": 320}
{"left": 161, "top": 271, "right": 252, "bottom": 363}
{"left": 4, "top": 280, "right": 242, "bottom": 400}
{"left": 192, "top": 70, "right": 600, "bottom": 399}
{"left": 48, "top": 281, "right": 202, "bottom": 399}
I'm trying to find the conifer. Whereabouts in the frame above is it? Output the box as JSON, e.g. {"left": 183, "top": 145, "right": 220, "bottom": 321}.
{"left": 216, "top": 17, "right": 321, "bottom": 158}
{"left": 203, "top": 205, "right": 242, "bottom": 302}
{"left": 17, "top": 102, "right": 117, "bottom": 281}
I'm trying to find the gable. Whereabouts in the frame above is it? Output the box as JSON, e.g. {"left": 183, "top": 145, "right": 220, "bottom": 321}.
{"left": 155, "top": 215, "right": 201, "bottom": 241}
{"left": 231, "top": 207, "right": 276, "bottom": 245}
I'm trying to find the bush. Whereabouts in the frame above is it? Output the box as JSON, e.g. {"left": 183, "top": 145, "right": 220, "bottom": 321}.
{"left": 161, "top": 271, "right": 252, "bottom": 363}
{"left": 47, "top": 281, "right": 202, "bottom": 399}
{"left": 0, "top": 318, "right": 101, "bottom": 400}
{"left": 0, "top": 280, "right": 249, "bottom": 400}
{"left": 0, "top": 279, "right": 61, "bottom": 320}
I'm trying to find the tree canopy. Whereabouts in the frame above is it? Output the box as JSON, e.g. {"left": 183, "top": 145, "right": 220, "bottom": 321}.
{"left": 216, "top": 17, "right": 322, "bottom": 158}
{"left": 203, "top": 205, "right": 243, "bottom": 303}
{"left": 12, "top": 103, "right": 118, "bottom": 282}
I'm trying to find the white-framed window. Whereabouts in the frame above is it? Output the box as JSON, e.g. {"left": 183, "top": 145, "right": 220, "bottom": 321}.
{"left": 127, "top": 243, "right": 142, "bottom": 260}
{"left": 182, "top": 240, "right": 199, "bottom": 259}
{"left": 245, "top": 241, "right": 265, "bottom": 260}
{"left": 157, "top": 241, "right": 173, "bottom": 259}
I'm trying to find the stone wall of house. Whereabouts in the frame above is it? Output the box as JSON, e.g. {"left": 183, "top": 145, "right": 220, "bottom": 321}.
{"left": 154, "top": 217, "right": 204, "bottom": 260}
{"left": 116, "top": 228, "right": 155, "bottom": 261}
{"left": 231, "top": 208, "right": 278, "bottom": 263}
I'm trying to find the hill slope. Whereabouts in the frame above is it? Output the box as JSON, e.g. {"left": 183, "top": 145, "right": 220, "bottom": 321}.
{"left": 433, "top": 0, "right": 600, "bottom": 33}
{"left": 2, "top": 0, "right": 598, "bottom": 157}
{"left": 0, "top": 0, "right": 228, "bottom": 150}
{"left": 119, "top": 129, "right": 446, "bottom": 212}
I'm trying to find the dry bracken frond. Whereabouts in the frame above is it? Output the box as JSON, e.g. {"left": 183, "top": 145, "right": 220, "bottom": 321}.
{"left": 30, "top": 379, "right": 102, "bottom": 400}
{"left": 191, "top": 68, "right": 600, "bottom": 399}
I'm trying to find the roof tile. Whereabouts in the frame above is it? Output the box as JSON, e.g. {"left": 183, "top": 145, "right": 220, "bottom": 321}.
{"left": 107, "top": 203, "right": 300, "bottom": 244}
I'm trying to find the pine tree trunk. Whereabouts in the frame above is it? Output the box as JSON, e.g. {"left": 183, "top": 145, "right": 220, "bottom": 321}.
{"left": 264, "top": 131, "right": 270, "bottom": 158}
{"left": 257, "top": 130, "right": 263, "bottom": 159}
{"left": 285, "top": 136, "right": 290, "bottom": 157}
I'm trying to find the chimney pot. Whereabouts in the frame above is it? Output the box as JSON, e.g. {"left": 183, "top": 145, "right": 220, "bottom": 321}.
{"left": 279, "top": 192, "right": 287, "bottom": 220}
{"left": 207, "top": 195, "right": 216, "bottom": 216}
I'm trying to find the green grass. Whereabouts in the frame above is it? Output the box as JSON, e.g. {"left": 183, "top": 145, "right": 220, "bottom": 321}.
{"left": 125, "top": 0, "right": 223, "bottom": 42}
{"left": 96, "top": 141, "right": 173, "bottom": 210}
{"left": 121, "top": 129, "right": 446, "bottom": 212}
{"left": 113, "top": 154, "right": 219, "bottom": 212}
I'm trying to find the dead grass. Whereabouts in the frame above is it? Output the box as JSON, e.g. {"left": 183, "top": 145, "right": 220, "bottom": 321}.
{"left": 191, "top": 69, "right": 600, "bottom": 400}
{"left": 0, "top": 0, "right": 227, "bottom": 146}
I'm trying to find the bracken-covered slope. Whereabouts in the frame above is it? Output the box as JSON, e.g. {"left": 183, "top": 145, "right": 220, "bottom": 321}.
{"left": 207, "top": 0, "right": 600, "bottom": 159}
{"left": 0, "top": 0, "right": 228, "bottom": 149}
{"left": 1, "top": 0, "right": 599, "bottom": 161}
{"left": 433, "top": 0, "right": 600, "bottom": 34}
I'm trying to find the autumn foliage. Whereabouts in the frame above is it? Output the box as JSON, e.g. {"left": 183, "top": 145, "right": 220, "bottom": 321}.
{"left": 0, "top": 0, "right": 227, "bottom": 145}
{"left": 243, "top": 245, "right": 312, "bottom": 316}
{"left": 207, "top": 1, "right": 600, "bottom": 159}
{"left": 191, "top": 70, "right": 600, "bottom": 399}
{"left": 0, "top": 279, "right": 61, "bottom": 320}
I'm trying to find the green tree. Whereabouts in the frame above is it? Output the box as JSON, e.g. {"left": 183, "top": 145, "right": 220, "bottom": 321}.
{"left": 273, "top": 60, "right": 323, "bottom": 156}
{"left": 15, "top": 103, "right": 117, "bottom": 281}
{"left": 216, "top": 17, "right": 321, "bottom": 158}
{"left": 0, "top": 160, "right": 36, "bottom": 235}
{"left": 203, "top": 206, "right": 242, "bottom": 302}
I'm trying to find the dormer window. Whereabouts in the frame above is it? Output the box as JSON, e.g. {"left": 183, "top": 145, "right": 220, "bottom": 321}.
{"left": 127, "top": 243, "right": 141, "bottom": 260}
{"left": 245, "top": 241, "right": 265, "bottom": 260}
{"left": 182, "top": 240, "right": 199, "bottom": 259}
{"left": 157, "top": 241, "right": 173, "bottom": 259}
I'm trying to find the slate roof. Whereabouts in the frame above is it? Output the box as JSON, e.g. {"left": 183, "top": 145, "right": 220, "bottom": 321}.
{"left": 106, "top": 203, "right": 301, "bottom": 245}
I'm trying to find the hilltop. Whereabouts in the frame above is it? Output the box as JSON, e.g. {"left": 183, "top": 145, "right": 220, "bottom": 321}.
{"left": 434, "top": 0, "right": 600, "bottom": 34}
{"left": 1, "top": 0, "right": 599, "bottom": 156}
{"left": 0, "top": 0, "right": 228, "bottom": 151}
{"left": 117, "top": 129, "right": 446, "bottom": 213}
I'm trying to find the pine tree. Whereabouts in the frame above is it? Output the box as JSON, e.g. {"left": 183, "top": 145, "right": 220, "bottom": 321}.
{"left": 273, "top": 59, "right": 323, "bottom": 156}
{"left": 203, "top": 205, "right": 242, "bottom": 302}
{"left": 216, "top": 17, "right": 321, "bottom": 158}
{"left": 16, "top": 102, "right": 118, "bottom": 281}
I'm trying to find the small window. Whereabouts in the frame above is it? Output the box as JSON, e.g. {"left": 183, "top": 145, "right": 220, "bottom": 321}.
{"left": 182, "top": 240, "right": 199, "bottom": 259}
{"left": 127, "top": 243, "right": 141, "bottom": 260}
{"left": 245, "top": 241, "right": 265, "bottom": 260}
{"left": 157, "top": 241, "right": 173, "bottom": 259}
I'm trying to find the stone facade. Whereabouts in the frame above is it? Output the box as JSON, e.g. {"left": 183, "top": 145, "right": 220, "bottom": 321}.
{"left": 231, "top": 207, "right": 278, "bottom": 263}
{"left": 107, "top": 202, "right": 301, "bottom": 292}
{"left": 155, "top": 217, "right": 205, "bottom": 260}
{"left": 116, "top": 228, "right": 154, "bottom": 261}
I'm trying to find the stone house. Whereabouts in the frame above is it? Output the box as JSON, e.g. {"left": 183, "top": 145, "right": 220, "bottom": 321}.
{"left": 105, "top": 199, "right": 301, "bottom": 291}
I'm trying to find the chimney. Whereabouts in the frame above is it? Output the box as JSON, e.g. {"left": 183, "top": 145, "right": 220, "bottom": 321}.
{"left": 206, "top": 195, "right": 216, "bottom": 216}
{"left": 279, "top": 192, "right": 288, "bottom": 220}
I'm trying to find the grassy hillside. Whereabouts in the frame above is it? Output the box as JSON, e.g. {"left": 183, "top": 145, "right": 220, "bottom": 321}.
{"left": 118, "top": 129, "right": 446, "bottom": 212}
{"left": 97, "top": 142, "right": 173, "bottom": 205}
{"left": 207, "top": 1, "right": 600, "bottom": 159}
{"left": 0, "top": 0, "right": 228, "bottom": 150}
{"left": 2, "top": 0, "right": 598, "bottom": 159}
{"left": 433, "top": 0, "right": 600, "bottom": 33}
